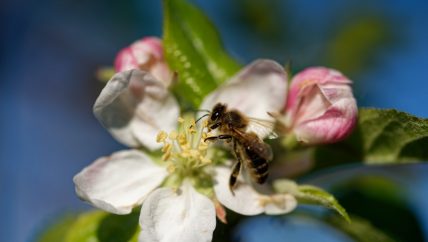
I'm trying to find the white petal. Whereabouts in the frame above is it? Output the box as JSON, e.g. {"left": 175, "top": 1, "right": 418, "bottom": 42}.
{"left": 263, "top": 194, "right": 297, "bottom": 215}
{"left": 73, "top": 149, "right": 167, "bottom": 214}
{"left": 93, "top": 69, "right": 179, "bottom": 150}
{"left": 139, "top": 182, "right": 216, "bottom": 242}
{"left": 214, "top": 166, "right": 297, "bottom": 216}
{"left": 200, "top": 59, "right": 288, "bottom": 137}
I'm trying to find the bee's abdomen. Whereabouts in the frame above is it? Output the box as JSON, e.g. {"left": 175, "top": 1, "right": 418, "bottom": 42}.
{"left": 245, "top": 148, "right": 269, "bottom": 184}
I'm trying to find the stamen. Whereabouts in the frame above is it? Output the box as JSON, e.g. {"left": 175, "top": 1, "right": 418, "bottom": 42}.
{"left": 198, "top": 142, "right": 208, "bottom": 151}
{"left": 200, "top": 156, "right": 212, "bottom": 164}
{"left": 157, "top": 115, "right": 213, "bottom": 178}
{"left": 161, "top": 143, "right": 172, "bottom": 153}
{"left": 169, "top": 131, "right": 178, "bottom": 140}
{"left": 178, "top": 134, "right": 187, "bottom": 145}
{"left": 162, "top": 150, "right": 172, "bottom": 161}
{"left": 258, "top": 195, "right": 286, "bottom": 209}
{"left": 156, "top": 131, "right": 168, "bottom": 143}
{"left": 189, "top": 149, "right": 199, "bottom": 158}
{"left": 192, "top": 118, "right": 208, "bottom": 149}
{"left": 173, "top": 140, "right": 182, "bottom": 153}
{"left": 166, "top": 162, "right": 176, "bottom": 174}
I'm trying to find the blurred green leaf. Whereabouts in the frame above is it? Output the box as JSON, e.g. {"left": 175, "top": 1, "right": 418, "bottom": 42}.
{"left": 96, "top": 67, "right": 115, "bottom": 83}
{"left": 64, "top": 210, "right": 139, "bottom": 242}
{"left": 64, "top": 211, "right": 104, "bottom": 242}
{"left": 273, "top": 179, "right": 350, "bottom": 222}
{"left": 314, "top": 108, "right": 428, "bottom": 165}
{"left": 37, "top": 214, "right": 77, "bottom": 242}
{"left": 327, "top": 215, "right": 396, "bottom": 242}
{"left": 163, "top": 0, "right": 241, "bottom": 107}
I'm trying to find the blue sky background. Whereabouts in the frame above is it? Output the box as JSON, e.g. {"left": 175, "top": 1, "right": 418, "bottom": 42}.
{"left": 1, "top": 0, "right": 427, "bottom": 241}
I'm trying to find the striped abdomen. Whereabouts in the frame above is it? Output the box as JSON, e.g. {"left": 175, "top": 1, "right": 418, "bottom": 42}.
{"left": 244, "top": 147, "right": 269, "bottom": 184}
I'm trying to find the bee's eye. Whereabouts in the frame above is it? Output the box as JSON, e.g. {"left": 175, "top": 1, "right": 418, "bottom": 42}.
{"left": 211, "top": 112, "right": 219, "bottom": 121}
{"left": 211, "top": 103, "right": 225, "bottom": 121}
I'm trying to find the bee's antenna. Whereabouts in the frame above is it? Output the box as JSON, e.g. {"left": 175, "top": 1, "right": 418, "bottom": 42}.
{"left": 189, "top": 113, "right": 210, "bottom": 129}
{"left": 195, "top": 113, "right": 210, "bottom": 124}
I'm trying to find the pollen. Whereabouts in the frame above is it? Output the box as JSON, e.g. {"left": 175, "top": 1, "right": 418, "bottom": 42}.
{"left": 157, "top": 115, "right": 213, "bottom": 176}
{"left": 178, "top": 134, "right": 187, "bottom": 145}
{"left": 162, "top": 151, "right": 172, "bottom": 161}
{"left": 156, "top": 131, "right": 168, "bottom": 143}
{"left": 189, "top": 127, "right": 197, "bottom": 134}
{"left": 161, "top": 143, "right": 172, "bottom": 155}
{"left": 258, "top": 195, "right": 286, "bottom": 209}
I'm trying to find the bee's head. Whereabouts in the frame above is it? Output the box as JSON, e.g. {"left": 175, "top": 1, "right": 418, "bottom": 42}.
{"left": 208, "top": 103, "right": 226, "bottom": 127}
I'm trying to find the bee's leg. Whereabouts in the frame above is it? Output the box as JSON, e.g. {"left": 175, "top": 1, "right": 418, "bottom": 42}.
{"left": 204, "top": 134, "right": 233, "bottom": 142}
{"left": 208, "top": 122, "right": 221, "bottom": 131}
{"left": 229, "top": 160, "right": 241, "bottom": 196}
{"left": 229, "top": 139, "right": 243, "bottom": 195}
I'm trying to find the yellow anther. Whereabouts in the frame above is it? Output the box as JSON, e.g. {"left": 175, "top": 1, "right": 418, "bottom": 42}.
{"left": 178, "top": 134, "right": 187, "bottom": 145}
{"left": 181, "top": 150, "right": 190, "bottom": 158}
{"left": 162, "top": 151, "right": 172, "bottom": 161}
{"left": 156, "top": 131, "right": 168, "bottom": 143}
{"left": 189, "top": 127, "right": 197, "bottom": 134}
{"left": 157, "top": 113, "right": 215, "bottom": 175}
{"left": 167, "top": 162, "right": 176, "bottom": 174}
{"left": 190, "top": 118, "right": 196, "bottom": 128}
{"left": 161, "top": 143, "right": 172, "bottom": 153}
{"left": 181, "top": 143, "right": 191, "bottom": 151}
{"left": 198, "top": 142, "right": 208, "bottom": 151}
{"left": 200, "top": 156, "right": 211, "bottom": 164}
{"left": 169, "top": 131, "right": 178, "bottom": 140}
{"left": 189, "top": 149, "right": 200, "bottom": 158}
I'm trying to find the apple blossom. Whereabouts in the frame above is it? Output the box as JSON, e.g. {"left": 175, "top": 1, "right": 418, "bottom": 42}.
{"left": 74, "top": 59, "right": 297, "bottom": 242}
{"left": 280, "top": 67, "right": 358, "bottom": 145}
{"left": 114, "top": 37, "right": 173, "bottom": 86}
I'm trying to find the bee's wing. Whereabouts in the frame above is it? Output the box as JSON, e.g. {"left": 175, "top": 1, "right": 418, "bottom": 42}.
{"left": 246, "top": 117, "right": 278, "bottom": 139}
{"left": 233, "top": 130, "right": 273, "bottom": 161}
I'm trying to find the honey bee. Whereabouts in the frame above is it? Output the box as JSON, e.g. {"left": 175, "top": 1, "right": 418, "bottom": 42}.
{"left": 204, "top": 103, "right": 275, "bottom": 194}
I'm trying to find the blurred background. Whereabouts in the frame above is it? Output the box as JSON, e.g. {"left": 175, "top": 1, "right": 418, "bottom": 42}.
{"left": 1, "top": 0, "right": 427, "bottom": 241}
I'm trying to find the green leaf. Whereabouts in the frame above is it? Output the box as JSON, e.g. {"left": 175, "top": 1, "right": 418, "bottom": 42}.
{"left": 273, "top": 179, "right": 350, "bottom": 223}
{"left": 163, "top": 0, "right": 241, "bottom": 107}
{"left": 96, "top": 67, "right": 115, "bottom": 83}
{"left": 37, "top": 214, "right": 77, "bottom": 242}
{"left": 327, "top": 215, "right": 396, "bottom": 242}
{"left": 314, "top": 108, "right": 428, "bottom": 165}
{"left": 64, "top": 210, "right": 139, "bottom": 242}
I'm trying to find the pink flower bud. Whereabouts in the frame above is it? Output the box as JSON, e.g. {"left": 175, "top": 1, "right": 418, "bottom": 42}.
{"left": 284, "top": 67, "right": 357, "bottom": 145}
{"left": 114, "top": 37, "right": 173, "bottom": 86}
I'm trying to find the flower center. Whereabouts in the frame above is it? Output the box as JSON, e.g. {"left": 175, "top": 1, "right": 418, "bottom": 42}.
{"left": 156, "top": 116, "right": 213, "bottom": 179}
